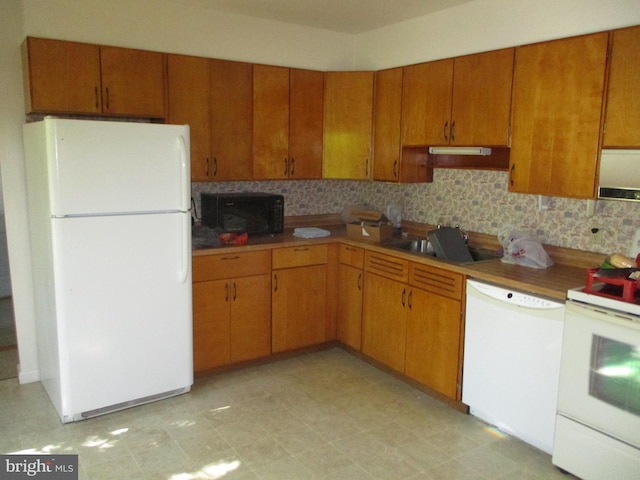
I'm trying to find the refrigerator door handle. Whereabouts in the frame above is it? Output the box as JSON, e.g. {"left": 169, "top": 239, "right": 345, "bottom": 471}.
{"left": 178, "top": 213, "right": 190, "bottom": 283}
{"left": 178, "top": 135, "right": 189, "bottom": 211}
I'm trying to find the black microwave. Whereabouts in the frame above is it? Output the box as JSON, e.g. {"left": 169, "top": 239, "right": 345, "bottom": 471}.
{"left": 200, "top": 192, "right": 284, "bottom": 235}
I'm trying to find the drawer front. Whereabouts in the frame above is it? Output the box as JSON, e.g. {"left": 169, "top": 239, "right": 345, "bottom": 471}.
{"left": 365, "top": 250, "right": 409, "bottom": 282}
{"left": 272, "top": 244, "right": 328, "bottom": 269}
{"left": 193, "top": 250, "right": 271, "bottom": 282}
{"left": 339, "top": 244, "right": 364, "bottom": 269}
{"left": 409, "top": 262, "right": 463, "bottom": 300}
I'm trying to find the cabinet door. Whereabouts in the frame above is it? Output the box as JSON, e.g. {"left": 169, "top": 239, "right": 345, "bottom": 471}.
{"left": 22, "top": 37, "right": 102, "bottom": 115}
{"left": 323, "top": 71, "right": 374, "bottom": 179}
{"left": 405, "top": 289, "right": 462, "bottom": 400}
{"left": 167, "top": 54, "right": 211, "bottom": 181}
{"left": 373, "top": 68, "right": 403, "bottom": 182}
{"left": 402, "top": 59, "right": 454, "bottom": 146}
{"left": 253, "top": 65, "right": 290, "bottom": 179}
{"left": 230, "top": 274, "right": 271, "bottom": 363}
{"left": 210, "top": 59, "right": 253, "bottom": 180}
{"left": 603, "top": 26, "right": 640, "bottom": 148}
{"left": 100, "top": 46, "right": 166, "bottom": 118}
{"left": 192, "top": 279, "right": 231, "bottom": 372}
{"left": 509, "top": 32, "right": 609, "bottom": 198}
{"left": 451, "top": 48, "right": 514, "bottom": 146}
{"left": 289, "top": 68, "right": 324, "bottom": 179}
{"left": 362, "top": 273, "right": 407, "bottom": 372}
{"left": 272, "top": 265, "right": 327, "bottom": 353}
{"left": 336, "top": 263, "right": 363, "bottom": 350}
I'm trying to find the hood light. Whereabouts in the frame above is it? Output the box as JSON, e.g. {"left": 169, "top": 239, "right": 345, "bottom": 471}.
{"left": 428, "top": 147, "right": 492, "bottom": 156}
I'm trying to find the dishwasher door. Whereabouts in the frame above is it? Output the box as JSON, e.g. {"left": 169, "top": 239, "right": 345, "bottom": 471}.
{"left": 462, "top": 279, "right": 565, "bottom": 454}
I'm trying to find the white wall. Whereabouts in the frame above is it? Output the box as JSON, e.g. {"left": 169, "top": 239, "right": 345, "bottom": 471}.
{"left": 354, "top": 0, "right": 640, "bottom": 69}
{"left": 20, "top": 0, "right": 354, "bottom": 70}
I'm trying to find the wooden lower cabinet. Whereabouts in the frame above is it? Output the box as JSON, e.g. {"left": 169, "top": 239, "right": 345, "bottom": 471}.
{"left": 336, "top": 245, "right": 364, "bottom": 350}
{"left": 272, "top": 245, "right": 328, "bottom": 352}
{"left": 361, "top": 250, "right": 464, "bottom": 401}
{"left": 192, "top": 252, "right": 271, "bottom": 373}
{"left": 404, "top": 288, "right": 462, "bottom": 399}
{"left": 362, "top": 272, "right": 408, "bottom": 372}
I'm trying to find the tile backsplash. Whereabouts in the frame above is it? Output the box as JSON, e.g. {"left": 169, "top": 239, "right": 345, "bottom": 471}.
{"left": 192, "top": 169, "right": 640, "bottom": 255}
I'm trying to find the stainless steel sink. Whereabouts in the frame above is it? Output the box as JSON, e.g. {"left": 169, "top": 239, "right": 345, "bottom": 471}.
{"left": 386, "top": 238, "right": 500, "bottom": 263}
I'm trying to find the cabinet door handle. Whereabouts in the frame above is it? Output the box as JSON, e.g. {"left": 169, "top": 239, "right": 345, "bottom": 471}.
{"left": 233, "top": 282, "right": 237, "bottom": 301}
{"left": 408, "top": 290, "right": 413, "bottom": 310}
{"left": 294, "top": 247, "right": 309, "bottom": 252}
{"left": 221, "top": 256, "right": 240, "bottom": 261}
{"left": 365, "top": 158, "right": 369, "bottom": 177}
{"left": 290, "top": 158, "right": 295, "bottom": 176}
{"left": 357, "top": 272, "right": 362, "bottom": 291}
{"left": 401, "top": 288, "right": 406, "bottom": 307}
{"left": 510, "top": 163, "right": 515, "bottom": 186}
{"left": 225, "top": 282, "right": 229, "bottom": 302}
{"left": 274, "top": 273, "right": 278, "bottom": 292}
{"left": 392, "top": 160, "right": 398, "bottom": 179}
{"left": 213, "top": 158, "right": 218, "bottom": 177}
{"left": 444, "top": 121, "right": 449, "bottom": 141}
{"left": 94, "top": 86, "right": 100, "bottom": 109}
{"left": 451, "top": 121, "right": 456, "bottom": 142}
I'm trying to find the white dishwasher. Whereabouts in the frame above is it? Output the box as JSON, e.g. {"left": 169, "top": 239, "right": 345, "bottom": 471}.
{"left": 463, "top": 279, "right": 565, "bottom": 454}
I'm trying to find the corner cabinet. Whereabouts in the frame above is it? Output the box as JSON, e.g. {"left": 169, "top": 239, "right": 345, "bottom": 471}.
{"left": 509, "top": 32, "right": 609, "bottom": 198}
{"left": 323, "top": 71, "right": 374, "bottom": 179}
{"left": 603, "top": 25, "right": 640, "bottom": 148}
{"left": 253, "top": 65, "right": 324, "bottom": 180}
{"left": 401, "top": 48, "right": 514, "bottom": 148}
{"left": 22, "top": 37, "right": 166, "bottom": 118}
{"left": 192, "top": 251, "right": 271, "bottom": 373}
{"left": 271, "top": 245, "right": 329, "bottom": 352}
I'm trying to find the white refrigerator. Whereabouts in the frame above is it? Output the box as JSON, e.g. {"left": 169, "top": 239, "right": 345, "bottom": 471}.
{"left": 23, "top": 118, "right": 193, "bottom": 423}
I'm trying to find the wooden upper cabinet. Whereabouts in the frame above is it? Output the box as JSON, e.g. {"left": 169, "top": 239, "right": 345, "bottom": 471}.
{"left": 603, "top": 25, "right": 640, "bottom": 148}
{"left": 253, "top": 64, "right": 290, "bottom": 179}
{"left": 402, "top": 49, "right": 514, "bottom": 147}
{"left": 210, "top": 58, "right": 253, "bottom": 181}
{"left": 252, "top": 65, "right": 323, "bottom": 180}
{"left": 167, "top": 54, "right": 211, "bottom": 182}
{"left": 99, "top": 46, "right": 166, "bottom": 118}
{"left": 451, "top": 48, "right": 514, "bottom": 146}
{"left": 22, "top": 37, "right": 166, "bottom": 118}
{"left": 402, "top": 59, "right": 453, "bottom": 147}
{"left": 509, "top": 32, "right": 609, "bottom": 198}
{"left": 23, "top": 37, "right": 102, "bottom": 115}
{"left": 289, "top": 68, "right": 324, "bottom": 179}
{"left": 323, "top": 71, "right": 374, "bottom": 179}
{"left": 373, "top": 67, "right": 403, "bottom": 182}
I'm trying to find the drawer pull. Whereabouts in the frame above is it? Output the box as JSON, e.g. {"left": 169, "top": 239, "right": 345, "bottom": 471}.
{"left": 222, "top": 256, "right": 240, "bottom": 261}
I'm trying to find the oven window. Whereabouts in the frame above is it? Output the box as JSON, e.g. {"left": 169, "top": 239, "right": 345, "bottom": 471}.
{"left": 589, "top": 335, "right": 640, "bottom": 417}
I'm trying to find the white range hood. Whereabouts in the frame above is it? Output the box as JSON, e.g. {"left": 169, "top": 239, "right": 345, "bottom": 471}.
{"left": 599, "top": 149, "right": 640, "bottom": 201}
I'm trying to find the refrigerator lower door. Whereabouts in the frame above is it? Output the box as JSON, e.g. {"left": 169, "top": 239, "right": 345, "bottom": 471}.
{"left": 50, "top": 212, "right": 192, "bottom": 422}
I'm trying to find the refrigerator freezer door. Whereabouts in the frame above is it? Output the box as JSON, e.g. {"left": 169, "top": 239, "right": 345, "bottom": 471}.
{"left": 51, "top": 213, "right": 192, "bottom": 419}
{"left": 34, "top": 119, "right": 190, "bottom": 216}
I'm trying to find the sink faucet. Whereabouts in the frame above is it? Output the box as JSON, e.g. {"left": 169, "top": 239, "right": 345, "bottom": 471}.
{"left": 455, "top": 224, "right": 469, "bottom": 244}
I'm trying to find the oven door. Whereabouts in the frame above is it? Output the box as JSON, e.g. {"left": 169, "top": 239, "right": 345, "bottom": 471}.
{"left": 558, "top": 300, "right": 640, "bottom": 448}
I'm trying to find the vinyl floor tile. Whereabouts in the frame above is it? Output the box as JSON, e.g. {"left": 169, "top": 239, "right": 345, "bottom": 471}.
{"left": 0, "top": 347, "right": 578, "bottom": 479}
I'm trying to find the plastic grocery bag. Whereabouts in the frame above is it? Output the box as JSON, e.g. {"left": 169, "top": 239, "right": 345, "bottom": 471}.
{"left": 498, "top": 226, "right": 554, "bottom": 269}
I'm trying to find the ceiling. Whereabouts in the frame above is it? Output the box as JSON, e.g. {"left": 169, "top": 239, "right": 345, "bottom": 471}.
{"left": 186, "top": 0, "right": 478, "bottom": 34}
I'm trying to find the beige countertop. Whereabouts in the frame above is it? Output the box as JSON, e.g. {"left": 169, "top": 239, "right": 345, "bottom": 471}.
{"left": 193, "top": 218, "right": 596, "bottom": 301}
